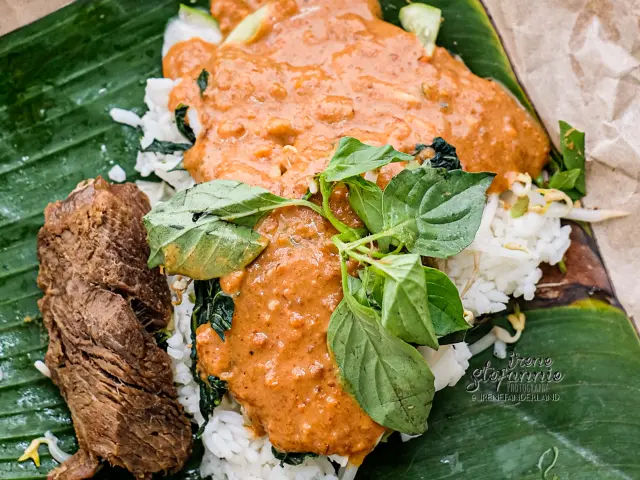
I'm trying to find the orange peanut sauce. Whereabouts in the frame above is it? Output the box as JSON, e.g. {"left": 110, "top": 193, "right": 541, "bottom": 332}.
{"left": 171, "top": 0, "right": 550, "bottom": 463}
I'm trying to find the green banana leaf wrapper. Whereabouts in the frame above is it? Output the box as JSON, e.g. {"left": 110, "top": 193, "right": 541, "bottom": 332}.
{"left": 0, "top": 1, "right": 638, "bottom": 479}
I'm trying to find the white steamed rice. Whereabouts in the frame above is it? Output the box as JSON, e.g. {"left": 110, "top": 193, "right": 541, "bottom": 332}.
{"left": 442, "top": 194, "right": 571, "bottom": 317}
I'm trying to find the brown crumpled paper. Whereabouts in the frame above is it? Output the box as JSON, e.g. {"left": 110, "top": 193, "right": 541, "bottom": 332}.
{"left": 484, "top": 0, "right": 640, "bottom": 321}
{"left": 0, "top": 0, "right": 71, "bottom": 36}
{"left": 2, "top": 0, "right": 639, "bottom": 319}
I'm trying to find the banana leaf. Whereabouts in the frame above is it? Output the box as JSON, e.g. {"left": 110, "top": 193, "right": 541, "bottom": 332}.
{"left": 0, "top": 1, "right": 638, "bottom": 479}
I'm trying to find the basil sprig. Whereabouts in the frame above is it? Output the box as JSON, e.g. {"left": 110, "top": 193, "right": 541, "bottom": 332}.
{"left": 143, "top": 136, "right": 493, "bottom": 435}
{"left": 317, "top": 137, "right": 491, "bottom": 433}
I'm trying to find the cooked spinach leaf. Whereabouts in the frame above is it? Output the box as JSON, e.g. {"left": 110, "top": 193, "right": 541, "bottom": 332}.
{"left": 415, "top": 137, "right": 462, "bottom": 171}
{"left": 197, "top": 69, "right": 209, "bottom": 97}
{"left": 271, "top": 448, "right": 318, "bottom": 467}
{"left": 199, "top": 375, "right": 227, "bottom": 419}
{"left": 372, "top": 254, "right": 437, "bottom": 348}
{"left": 175, "top": 103, "right": 196, "bottom": 143}
{"left": 192, "top": 280, "right": 229, "bottom": 432}
{"left": 322, "top": 137, "right": 413, "bottom": 182}
{"left": 327, "top": 289, "right": 435, "bottom": 434}
{"left": 382, "top": 167, "right": 494, "bottom": 258}
{"left": 144, "top": 180, "right": 325, "bottom": 278}
{"left": 193, "top": 279, "right": 234, "bottom": 340}
{"left": 154, "top": 328, "right": 172, "bottom": 350}
{"left": 142, "top": 139, "right": 192, "bottom": 154}
{"left": 423, "top": 266, "right": 469, "bottom": 337}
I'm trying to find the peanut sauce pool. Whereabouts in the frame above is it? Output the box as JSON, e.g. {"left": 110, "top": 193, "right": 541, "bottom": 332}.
{"left": 166, "top": 0, "right": 550, "bottom": 463}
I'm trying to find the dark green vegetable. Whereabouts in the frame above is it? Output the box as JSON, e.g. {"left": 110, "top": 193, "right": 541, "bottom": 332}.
{"left": 154, "top": 328, "right": 172, "bottom": 350}
{"left": 558, "top": 121, "right": 586, "bottom": 194}
{"left": 141, "top": 139, "right": 192, "bottom": 154}
{"left": 197, "top": 69, "right": 209, "bottom": 97}
{"left": 548, "top": 168, "right": 581, "bottom": 192}
{"left": 192, "top": 279, "right": 229, "bottom": 433}
{"left": 415, "top": 137, "right": 462, "bottom": 171}
{"left": 271, "top": 448, "right": 318, "bottom": 467}
{"left": 198, "top": 375, "right": 228, "bottom": 427}
{"left": 175, "top": 104, "right": 197, "bottom": 143}
{"left": 318, "top": 175, "right": 366, "bottom": 241}
{"left": 193, "top": 279, "right": 234, "bottom": 340}
{"left": 145, "top": 209, "right": 268, "bottom": 279}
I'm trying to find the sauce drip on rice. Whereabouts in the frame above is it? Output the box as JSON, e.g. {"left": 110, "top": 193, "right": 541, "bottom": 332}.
{"left": 167, "top": 0, "right": 550, "bottom": 463}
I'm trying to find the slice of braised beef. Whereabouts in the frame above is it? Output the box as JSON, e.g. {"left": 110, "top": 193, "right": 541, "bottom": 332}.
{"left": 37, "top": 177, "right": 192, "bottom": 479}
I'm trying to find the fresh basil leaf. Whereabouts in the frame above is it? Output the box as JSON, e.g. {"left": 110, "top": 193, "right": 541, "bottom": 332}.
{"left": 154, "top": 180, "right": 316, "bottom": 227}
{"left": 345, "top": 175, "right": 384, "bottom": 233}
{"left": 415, "top": 137, "right": 462, "bottom": 171}
{"left": 510, "top": 195, "right": 530, "bottom": 218}
{"left": 141, "top": 139, "right": 192, "bottom": 154}
{"left": 371, "top": 254, "right": 437, "bottom": 348}
{"left": 548, "top": 168, "right": 581, "bottom": 192}
{"left": 347, "top": 274, "right": 369, "bottom": 306}
{"left": 322, "top": 137, "right": 413, "bottom": 182}
{"left": 382, "top": 167, "right": 494, "bottom": 258}
{"left": 423, "top": 266, "right": 469, "bottom": 337}
{"left": 327, "top": 294, "right": 435, "bottom": 434}
{"left": 179, "top": 180, "right": 317, "bottom": 227}
{"left": 271, "top": 448, "right": 318, "bottom": 467}
{"left": 358, "top": 267, "right": 384, "bottom": 309}
{"left": 176, "top": 103, "right": 196, "bottom": 143}
{"left": 144, "top": 180, "right": 324, "bottom": 278}
{"left": 197, "top": 69, "right": 209, "bottom": 97}
{"left": 193, "top": 279, "right": 234, "bottom": 340}
{"left": 144, "top": 209, "right": 268, "bottom": 279}
{"left": 318, "top": 175, "right": 367, "bottom": 241}
{"left": 559, "top": 120, "right": 586, "bottom": 195}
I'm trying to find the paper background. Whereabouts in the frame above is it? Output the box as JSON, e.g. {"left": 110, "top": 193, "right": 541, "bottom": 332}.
{"left": 1, "top": 0, "right": 639, "bottom": 320}
{"left": 484, "top": 0, "right": 640, "bottom": 322}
